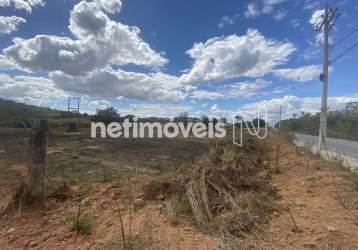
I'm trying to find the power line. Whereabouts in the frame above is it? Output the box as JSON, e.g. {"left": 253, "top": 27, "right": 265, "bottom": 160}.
{"left": 330, "top": 40, "right": 358, "bottom": 65}
{"left": 330, "top": 26, "right": 358, "bottom": 52}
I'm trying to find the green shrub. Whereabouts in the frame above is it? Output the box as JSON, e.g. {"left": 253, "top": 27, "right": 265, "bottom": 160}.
{"left": 65, "top": 211, "right": 92, "bottom": 234}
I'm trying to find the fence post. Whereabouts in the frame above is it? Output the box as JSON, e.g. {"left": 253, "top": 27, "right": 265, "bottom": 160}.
{"left": 29, "top": 120, "right": 48, "bottom": 199}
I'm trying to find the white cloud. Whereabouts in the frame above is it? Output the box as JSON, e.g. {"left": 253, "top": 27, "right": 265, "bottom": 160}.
{"left": 309, "top": 9, "right": 325, "bottom": 28}
{"left": 95, "top": 0, "right": 122, "bottom": 14}
{"left": 309, "top": 9, "right": 333, "bottom": 46}
{"left": 88, "top": 100, "right": 111, "bottom": 109}
{"left": 244, "top": 3, "right": 260, "bottom": 18}
{"left": 179, "top": 29, "right": 295, "bottom": 84}
{"left": 210, "top": 104, "right": 220, "bottom": 113}
{"left": 273, "top": 65, "right": 322, "bottom": 82}
{"left": 290, "top": 19, "right": 301, "bottom": 28}
{"left": 262, "top": 5, "right": 274, "bottom": 14}
{"left": 262, "top": 0, "right": 287, "bottom": 5}
{"left": 273, "top": 9, "right": 288, "bottom": 21}
{"left": 0, "top": 73, "right": 68, "bottom": 106}
{"left": 0, "top": 54, "right": 26, "bottom": 71}
{"left": 0, "top": 16, "right": 26, "bottom": 36}
{"left": 0, "top": 0, "right": 44, "bottom": 13}
{"left": 218, "top": 14, "right": 239, "bottom": 28}
{"left": 50, "top": 68, "right": 184, "bottom": 102}
{"left": 124, "top": 103, "right": 192, "bottom": 118}
{"left": 190, "top": 90, "right": 224, "bottom": 100}
{"left": 229, "top": 79, "right": 270, "bottom": 98}
{"left": 189, "top": 79, "right": 270, "bottom": 100}
{"left": 3, "top": 0, "right": 167, "bottom": 76}
{"left": 262, "top": 0, "right": 287, "bottom": 15}
{"left": 304, "top": 0, "right": 320, "bottom": 10}
{"left": 240, "top": 94, "right": 358, "bottom": 118}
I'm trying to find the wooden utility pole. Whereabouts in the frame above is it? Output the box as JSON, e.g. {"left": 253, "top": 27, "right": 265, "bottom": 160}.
{"left": 29, "top": 120, "right": 48, "bottom": 199}
{"left": 318, "top": 5, "right": 332, "bottom": 154}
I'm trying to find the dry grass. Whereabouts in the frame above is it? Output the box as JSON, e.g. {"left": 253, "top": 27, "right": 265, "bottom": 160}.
{"left": 186, "top": 138, "right": 277, "bottom": 236}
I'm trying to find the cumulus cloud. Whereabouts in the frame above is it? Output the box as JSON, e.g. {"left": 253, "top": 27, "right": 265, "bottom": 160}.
{"left": 189, "top": 79, "right": 270, "bottom": 100}
{"left": 95, "top": 0, "right": 122, "bottom": 13}
{"left": 179, "top": 29, "right": 295, "bottom": 84}
{"left": 244, "top": 3, "right": 260, "bottom": 18}
{"left": 50, "top": 68, "right": 184, "bottom": 102}
{"left": 3, "top": 0, "right": 167, "bottom": 76}
{"left": 124, "top": 103, "right": 192, "bottom": 118}
{"left": 309, "top": 9, "right": 332, "bottom": 46}
{"left": 229, "top": 79, "right": 270, "bottom": 98}
{"left": 0, "top": 0, "right": 44, "bottom": 13}
{"left": 0, "top": 54, "right": 25, "bottom": 71}
{"left": 88, "top": 99, "right": 111, "bottom": 109}
{"left": 310, "top": 9, "right": 325, "bottom": 28}
{"left": 0, "top": 73, "right": 67, "bottom": 105}
{"left": 190, "top": 90, "right": 225, "bottom": 100}
{"left": 0, "top": 16, "right": 26, "bottom": 36}
{"left": 240, "top": 94, "right": 358, "bottom": 118}
{"left": 273, "top": 65, "right": 322, "bottom": 82}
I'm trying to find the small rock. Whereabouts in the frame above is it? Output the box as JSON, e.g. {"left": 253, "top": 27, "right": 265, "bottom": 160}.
{"left": 133, "top": 198, "right": 145, "bottom": 207}
{"left": 303, "top": 242, "right": 316, "bottom": 248}
{"left": 326, "top": 226, "right": 336, "bottom": 232}
{"left": 263, "top": 160, "right": 268, "bottom": 166}
{"left": 158, "top": 195, "right": 165, "bottom": 201}
{"left": 7, "top": 228, "right": 15, "bottom": 234}
{"left": 28, "top": 241, "right": 38, "bottom": 248}
{"left": 273, "top": 211, "right": 280, "bottom": 217}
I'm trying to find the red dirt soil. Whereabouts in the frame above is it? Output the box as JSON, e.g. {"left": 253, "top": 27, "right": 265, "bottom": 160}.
{"left": 0, "top": 136, "right": 357, "bottom": 249}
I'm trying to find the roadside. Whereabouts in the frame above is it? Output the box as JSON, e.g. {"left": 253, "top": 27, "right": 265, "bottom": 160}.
{"left": 294, "top": 133, "right": 358, "bottom": 172}
{"left": 246, "top": 134, "right": 358, "bottom": 249}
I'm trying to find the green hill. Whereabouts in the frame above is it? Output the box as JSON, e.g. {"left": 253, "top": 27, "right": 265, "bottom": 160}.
{"left": 0, "top": 98, "right": 90, "bottom": 128}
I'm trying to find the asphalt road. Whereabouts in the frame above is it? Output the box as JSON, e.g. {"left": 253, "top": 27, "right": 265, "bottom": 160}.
{"left": 294, "top": 133, "right": 358, "bottom": 159}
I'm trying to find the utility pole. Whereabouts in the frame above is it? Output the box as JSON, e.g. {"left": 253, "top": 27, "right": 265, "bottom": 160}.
{"left": 278, "top": 105, "right": 282, "bottom": 133}
{"left": 318, "top": 5, "right": 333, "bottom": 154}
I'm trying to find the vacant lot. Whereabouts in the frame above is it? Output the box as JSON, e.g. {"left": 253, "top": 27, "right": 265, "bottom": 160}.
{"left": 0, "top": 128, "right": 357, "bottom": 249}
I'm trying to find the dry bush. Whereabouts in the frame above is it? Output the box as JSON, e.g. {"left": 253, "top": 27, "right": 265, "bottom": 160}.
{"left": 143, "top": 177, "right": 186, "bottom": 201}
{"left": 186, "top": 137, "right": 277, "bottom": 236}
{"left": 49, "top": 184, "right": 72, "bottom": 201}
{"left": 317, "top": 236, "right": 344, "bottom": 250}
{"left": 164, "top": 194, "right": 192, "bottom": 225}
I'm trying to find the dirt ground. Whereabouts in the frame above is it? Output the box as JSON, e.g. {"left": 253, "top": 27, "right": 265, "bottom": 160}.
{"left": 0, "top": 130, "right": 357, "bottom": 249}
{"left": 243, "top": 135, "right": 358, "bottom": 249}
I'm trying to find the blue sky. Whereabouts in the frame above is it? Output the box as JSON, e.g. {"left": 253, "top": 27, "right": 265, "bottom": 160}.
{"left": 0, "top": 0, "right": 357, "bottom": 119}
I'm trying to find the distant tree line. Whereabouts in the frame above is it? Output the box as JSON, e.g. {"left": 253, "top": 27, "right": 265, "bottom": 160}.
{"left": 281, "top": 110, "right": 358, "bottom": 141}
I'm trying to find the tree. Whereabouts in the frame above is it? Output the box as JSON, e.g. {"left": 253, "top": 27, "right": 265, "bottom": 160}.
{"left": 251, "top": 118, "right": 266, "bottom": 128}
{"left": 175, "top": 112, "right": 190, "bottom": 126}
{"left": 92, "top": 107, "right": 121, "bottom": 124}
{"left": 201, "top": 115, "right": 209, "bottom": 126}
{"left": 220, "top": 117, "right": 227, "bottom": 124}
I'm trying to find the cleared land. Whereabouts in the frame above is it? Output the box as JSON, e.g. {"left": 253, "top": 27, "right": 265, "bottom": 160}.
{"left": 0, "top": 129, "right": 357, "bottom": 249}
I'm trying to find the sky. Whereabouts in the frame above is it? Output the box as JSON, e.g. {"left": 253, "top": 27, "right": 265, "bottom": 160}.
{"left": 0, "top": 0, "right": 357, "bottom": 120}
